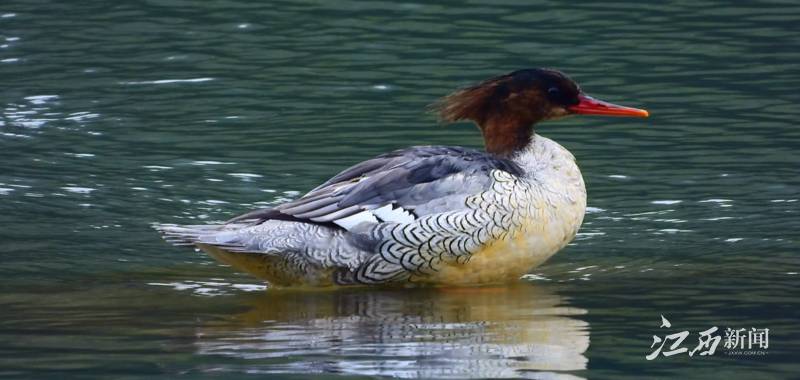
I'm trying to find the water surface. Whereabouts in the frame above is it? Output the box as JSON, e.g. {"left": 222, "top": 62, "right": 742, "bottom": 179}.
{"left": 1, "top": 0, "right": 798, "bottom": 378}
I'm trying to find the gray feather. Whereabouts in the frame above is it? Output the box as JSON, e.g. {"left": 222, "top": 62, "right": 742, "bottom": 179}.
{"left": 225, "top": 145, "right": 520, "bottom": 228}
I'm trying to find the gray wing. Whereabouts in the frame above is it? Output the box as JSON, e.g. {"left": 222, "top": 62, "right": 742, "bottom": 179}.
{"left": 228, "top": 145, "right": 523, "bottom": 229}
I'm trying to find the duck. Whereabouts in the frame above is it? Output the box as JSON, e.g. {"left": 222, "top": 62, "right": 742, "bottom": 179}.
{"left": 156, "top": 68, "right": 648, "bottom": 287}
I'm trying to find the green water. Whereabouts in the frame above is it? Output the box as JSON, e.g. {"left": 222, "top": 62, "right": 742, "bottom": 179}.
{"left": 1, "top": 1, "right": 798, "bottom": 378}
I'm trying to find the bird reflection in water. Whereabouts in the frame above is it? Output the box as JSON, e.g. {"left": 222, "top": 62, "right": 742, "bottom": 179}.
{"left": 194, "top": 284, "right": 589, "bottom": 379}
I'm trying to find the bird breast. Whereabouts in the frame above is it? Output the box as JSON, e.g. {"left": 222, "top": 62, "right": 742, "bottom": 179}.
{"left": 409, "top": 135, "right": 587, "bottom": 285}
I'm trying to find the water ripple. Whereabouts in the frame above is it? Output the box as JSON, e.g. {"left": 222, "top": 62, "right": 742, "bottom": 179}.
{"left": 1, "top": 0, "right": 798, "bottom": 378}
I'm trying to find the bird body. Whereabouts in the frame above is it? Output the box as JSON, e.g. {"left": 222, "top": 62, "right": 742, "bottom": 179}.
{"left": 157, "top": 69, "right": 646, "bottom": 288}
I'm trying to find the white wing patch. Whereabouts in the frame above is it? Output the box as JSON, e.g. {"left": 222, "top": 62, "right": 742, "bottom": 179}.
{"left": 333, "top": 212, "right": 379, "bottom": 230}
{"left": 333, "top": 204, "right": 415, "bottom": 231}
{"left": 372, "top": 204, "right": 415, "bottom": 224}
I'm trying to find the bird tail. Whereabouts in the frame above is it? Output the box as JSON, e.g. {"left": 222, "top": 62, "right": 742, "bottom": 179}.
{"left": 152, "top": 223, "right": 224, "bottom": 247}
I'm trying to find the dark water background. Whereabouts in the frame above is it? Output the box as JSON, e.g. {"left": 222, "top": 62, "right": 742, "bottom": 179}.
{"left": 1, "top": 1, "right": 798, "bottom": 378}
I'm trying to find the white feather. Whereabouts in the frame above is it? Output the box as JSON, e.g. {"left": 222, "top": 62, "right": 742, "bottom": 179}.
{"left": 372, "top": 204, "right": 415, "bottom": 223}
{"left": 333, "top": 210, "right": 380, "bottom": 230}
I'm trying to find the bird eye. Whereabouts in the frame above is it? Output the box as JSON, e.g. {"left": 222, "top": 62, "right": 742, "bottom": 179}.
{"left": 547, "top": 87, "right": 560, "bottom": 96}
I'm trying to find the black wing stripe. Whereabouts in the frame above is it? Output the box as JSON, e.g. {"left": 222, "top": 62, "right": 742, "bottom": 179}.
{"left": 292, "top": 202, "right": 344, "bottom": 219}
{"left": 281, "top": 197, "right": 341, "bottom": 216}
{"left": 309, "top": 205, "right": 363, "bottom": 223}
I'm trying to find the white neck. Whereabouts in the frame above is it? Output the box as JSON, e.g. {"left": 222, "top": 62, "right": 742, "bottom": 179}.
{"left": 512, "top": 134, "right": 575, "bottom": 172}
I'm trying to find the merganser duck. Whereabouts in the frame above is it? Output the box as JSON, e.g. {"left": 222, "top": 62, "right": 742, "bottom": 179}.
{"left": 157, "top": 68, "right": 648, "bottom": 287}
